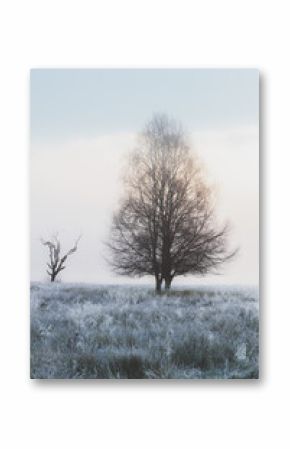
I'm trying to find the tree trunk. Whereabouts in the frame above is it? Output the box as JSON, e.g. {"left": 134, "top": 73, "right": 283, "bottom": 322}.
{"left": 50, "top": 272, "right": 56, "bottom": 282}
{"left": 164, "top": 277, "right": 172, "bottom": 290}
{"left": 155, "top": 275, "right": 162, "bottom": 293}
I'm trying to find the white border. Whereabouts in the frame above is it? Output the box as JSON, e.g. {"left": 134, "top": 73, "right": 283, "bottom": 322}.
{"left": 0, "top": 1, "right": 288, "bottom": 448}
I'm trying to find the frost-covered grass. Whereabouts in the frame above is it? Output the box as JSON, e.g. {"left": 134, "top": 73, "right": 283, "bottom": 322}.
{"left": 30, "top": 283, "right": 259, "bottom": 379}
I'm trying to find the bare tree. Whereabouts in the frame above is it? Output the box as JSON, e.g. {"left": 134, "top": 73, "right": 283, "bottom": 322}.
{"left": 41, "top": 234, "right": 81, "bottom": 282}
{"left": 108, "top": 114, "right": 236, "bottom": 292}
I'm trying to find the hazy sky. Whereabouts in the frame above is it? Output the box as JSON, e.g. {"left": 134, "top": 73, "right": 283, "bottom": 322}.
{"left": 31, "top": 69, "right": 259, "bottom": 286}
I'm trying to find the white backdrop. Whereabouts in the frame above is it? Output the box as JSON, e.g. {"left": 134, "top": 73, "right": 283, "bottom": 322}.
{"left": 0, "top": 1, "right": 288, "bottom": 448}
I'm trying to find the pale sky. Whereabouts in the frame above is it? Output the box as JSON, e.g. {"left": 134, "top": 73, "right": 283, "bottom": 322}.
{"left": 30, "top": 69, "right": 259, "bottom": 286}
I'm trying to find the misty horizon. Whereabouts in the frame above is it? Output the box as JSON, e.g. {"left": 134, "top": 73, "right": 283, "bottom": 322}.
{"left": 30, "top": 69, "right": 259, "bottom": 287}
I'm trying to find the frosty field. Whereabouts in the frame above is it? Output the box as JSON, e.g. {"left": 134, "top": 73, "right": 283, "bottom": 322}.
{"left": 30, "top": 283, "right": 259, "bottom": 379}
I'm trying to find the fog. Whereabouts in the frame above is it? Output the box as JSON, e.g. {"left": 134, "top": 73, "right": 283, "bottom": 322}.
{"left": 31, "top": 125, "right": 259, "bottom": 286}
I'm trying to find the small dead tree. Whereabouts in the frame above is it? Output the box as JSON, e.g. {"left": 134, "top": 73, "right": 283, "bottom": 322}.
{"left": 41, "top": 234, "right": 81, "bottom": 282}
{"left": 108, "top": 114, "right": 237, "bottom": 292}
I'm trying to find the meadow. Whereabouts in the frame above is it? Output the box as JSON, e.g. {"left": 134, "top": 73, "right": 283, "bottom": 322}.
{"left": 30, "top": 283, "right": 259, "bottom": 379}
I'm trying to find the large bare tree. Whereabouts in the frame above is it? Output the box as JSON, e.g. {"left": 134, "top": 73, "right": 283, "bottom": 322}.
{"left": 41, "top": 234, "right": 81, "bottom": 282}
{"left": 108, "top": 114, "right": 236, "bottom": 292}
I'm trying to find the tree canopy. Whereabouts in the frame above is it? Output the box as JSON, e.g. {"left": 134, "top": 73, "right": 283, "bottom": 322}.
{"left": 108, "top": 114, "right": 236, "bottom": 291}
